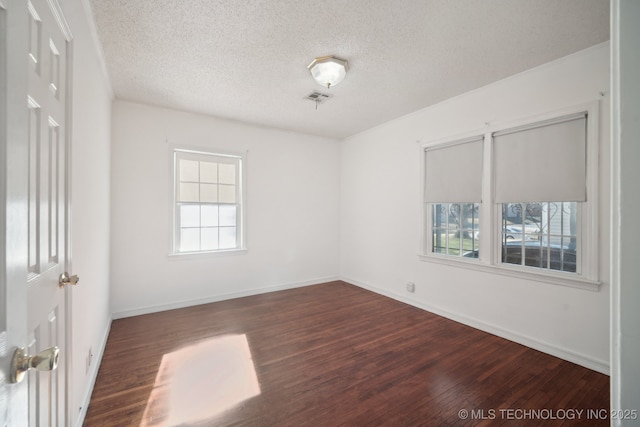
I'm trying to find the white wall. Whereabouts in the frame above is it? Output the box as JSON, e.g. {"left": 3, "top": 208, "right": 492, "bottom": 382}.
{"left": 59, "top": 0, "right": 113, "bottom": 425}
{"left": 340, "top": 43, "right": 611, "bottom": 373}
{"left": 611, "top": 0, "right": 640, "bottom": 422}
{"left": 110, "top": 101, "right": 340, "bottom": 316}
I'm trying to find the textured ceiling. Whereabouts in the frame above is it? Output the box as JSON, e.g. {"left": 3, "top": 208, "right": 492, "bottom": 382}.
{"left": 89, "top": 0, "right": 609, "bottom": 139}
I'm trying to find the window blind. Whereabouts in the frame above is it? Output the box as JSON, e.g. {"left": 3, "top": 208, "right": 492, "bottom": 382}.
{"left": 493, "top": 113, "right": 587, "bottom": 203}
{"left": 424, "top": 136, "right": 483, "bottom": 203}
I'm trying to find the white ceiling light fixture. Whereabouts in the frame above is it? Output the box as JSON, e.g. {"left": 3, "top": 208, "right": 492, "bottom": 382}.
{"left": 307, "top": 55, "right": 349, "bottom": 89}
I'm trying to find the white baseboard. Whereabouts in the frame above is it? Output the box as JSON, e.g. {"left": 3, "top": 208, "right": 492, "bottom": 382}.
{"left": 75, "top": 316, "right": 112, "bottom": 427}
{"left": 112, "top": 276, "right": 341, "bottom": 320}
{"left": 341, "top": 276, "right": 610, "bottom": 375}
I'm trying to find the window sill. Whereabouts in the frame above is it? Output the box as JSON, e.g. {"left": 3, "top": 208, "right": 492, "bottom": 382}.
{"left": 169, "top": 248, "right": 248, "bottom": 260}
{"left": 418, "top": 254, "right": 601, "bottom": 292}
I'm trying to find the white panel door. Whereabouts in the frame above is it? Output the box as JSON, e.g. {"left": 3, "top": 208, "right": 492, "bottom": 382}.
{"left": 26, "top": 0, "right": 72, "bottom": 425}
{"left": 1, "top": 0, "right": 72, "bottom": 423}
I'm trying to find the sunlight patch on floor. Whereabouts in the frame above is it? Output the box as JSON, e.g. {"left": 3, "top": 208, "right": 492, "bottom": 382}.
{"left": 141, "top": 334, "right": 261, "bottom": 426}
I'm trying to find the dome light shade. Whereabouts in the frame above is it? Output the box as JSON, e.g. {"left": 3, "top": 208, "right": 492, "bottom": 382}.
{"left": 307, "top": 56, "right": 349, "bottom": 89}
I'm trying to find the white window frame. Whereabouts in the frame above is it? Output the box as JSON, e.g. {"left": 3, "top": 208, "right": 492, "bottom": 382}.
{"left": 421, "top": 130, "right": 487, "bottom": 266}
{"left": 419, "top": 101, "right": 600, "bottom": 291}
{"left": 169, "top": 145, "right": 247, "bottom": 257}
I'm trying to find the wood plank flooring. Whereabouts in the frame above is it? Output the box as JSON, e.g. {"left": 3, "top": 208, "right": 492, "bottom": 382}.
{"left": 84, "top": 281, "right": 609, "bottom": 426}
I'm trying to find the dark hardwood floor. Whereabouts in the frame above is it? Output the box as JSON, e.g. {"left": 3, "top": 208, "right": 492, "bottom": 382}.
{"left": 84, "top": 281, "right": 609, "bottom": 426}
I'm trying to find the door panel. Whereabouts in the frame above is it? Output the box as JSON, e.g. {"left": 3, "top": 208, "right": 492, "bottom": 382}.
{"left": 26, "top": 0, "right": 70, "bottom": 425}
{"left": 3, "top": 0, "right": 72, "bottom": 423}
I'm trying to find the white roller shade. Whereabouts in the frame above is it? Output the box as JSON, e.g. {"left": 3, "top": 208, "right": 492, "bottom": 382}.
{"left": 424, "top": 136, "right": 483, "bottom": 203}
{"left": 493, "top": 113, "right": 587, "bottom": 203}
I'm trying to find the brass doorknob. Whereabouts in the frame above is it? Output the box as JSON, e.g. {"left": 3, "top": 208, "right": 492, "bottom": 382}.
{"left": 10, "top": 346, "right": 60, "bottom": 383}
{"left": 58, "top": 272, "right": 79, "bottom": 288}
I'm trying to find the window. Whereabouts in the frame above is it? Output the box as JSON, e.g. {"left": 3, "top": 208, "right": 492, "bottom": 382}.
{"left": 173, "top": 148, "right": 245, "bottom": 254}
{"left": 432, "top": 203, "right": 480, "bottom": 258}
{"left": 501, "top": 202, "right": 577, "bottom": 273}
{"left": 421, "top": 103, "right": 599, "bottom": 288}
{"left": 424, "top": 136, "right": 483, "bottom": 260}
{"left": 493, "top": 112, "right": 587, "bottom": 275}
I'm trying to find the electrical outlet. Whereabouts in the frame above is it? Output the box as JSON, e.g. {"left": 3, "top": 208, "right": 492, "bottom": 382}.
{"left": 86, "top": 347, "right": 93, "bottom": 374}
{"left": 406, "top": 282, "right": 415, "bottom": 293}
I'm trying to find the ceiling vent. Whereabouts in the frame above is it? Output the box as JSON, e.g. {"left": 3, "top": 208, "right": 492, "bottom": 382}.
{"left": 303, "top": 91, "right": 332, "bottom": 104}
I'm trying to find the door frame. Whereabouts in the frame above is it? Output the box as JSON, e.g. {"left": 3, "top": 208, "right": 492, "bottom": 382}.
{"left": 65, "top": 33, "right": 74, "bottom": 427}
{"left": 49, "top": 1, "right": 75, "bottom": 424}
{"left": 1, "top": 0, "right": 31, "bottom": 424}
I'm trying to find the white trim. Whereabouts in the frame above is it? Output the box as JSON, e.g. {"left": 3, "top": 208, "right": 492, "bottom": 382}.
{"left": 63, "top": 32, "right": 75, "bottom": 427}
{"left": 342, "top": 276, "right": 609, "bottom": 375}
{"left": 0, "top": 0, "right": 7, "bottom": 334}
{"left": 168, "top": 248, "right": 248, "bottom": 260}
{"left": 112, "top": 276, "right": 340, "bottom": 320}
{"left": 173, "top": 147, "right": 245, "bottom": 159}
{"left": 610, "top": 0, "right": 622, "bottom": 420}
{"left": 416, "top": 142, "right": 426, "bottom": 255}
{"left": 481, "top": 131, "right": 493, "bottom": 265}
{"left": 418, "top": 253, "right": 600, "bottom": 291}
{"left": 583, "top": 100, "right": 600, "bottom": 281}
{"left": 74, "top": 317, "right": 111, "bottom": 427}
{"left": 168, "top": 144, "right": 248, "bottom": 256}
{"left": 492, "top": 111, "right": 587, "bottom": 138}
{"left": 423, "top": 134, "right": 484, "bottom": 152}
{"left": 45, "top": 0, "right": 72, "bottom": 41}
{"left": 63, "top": 37, "right": 74, "bottom": 288}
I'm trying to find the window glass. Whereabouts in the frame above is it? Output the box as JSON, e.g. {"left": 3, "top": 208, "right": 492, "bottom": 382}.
{"left": 201, "top": 228, "right": 219, "bottom": 251}
{"left": 501, "top": 202, "right": 577, "bottom": 273}
{"left": 219, "top": 227, "right": 237, "bottom": 249}
{"left": 432, "top": 203, "right": 480, "bottom": 258}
